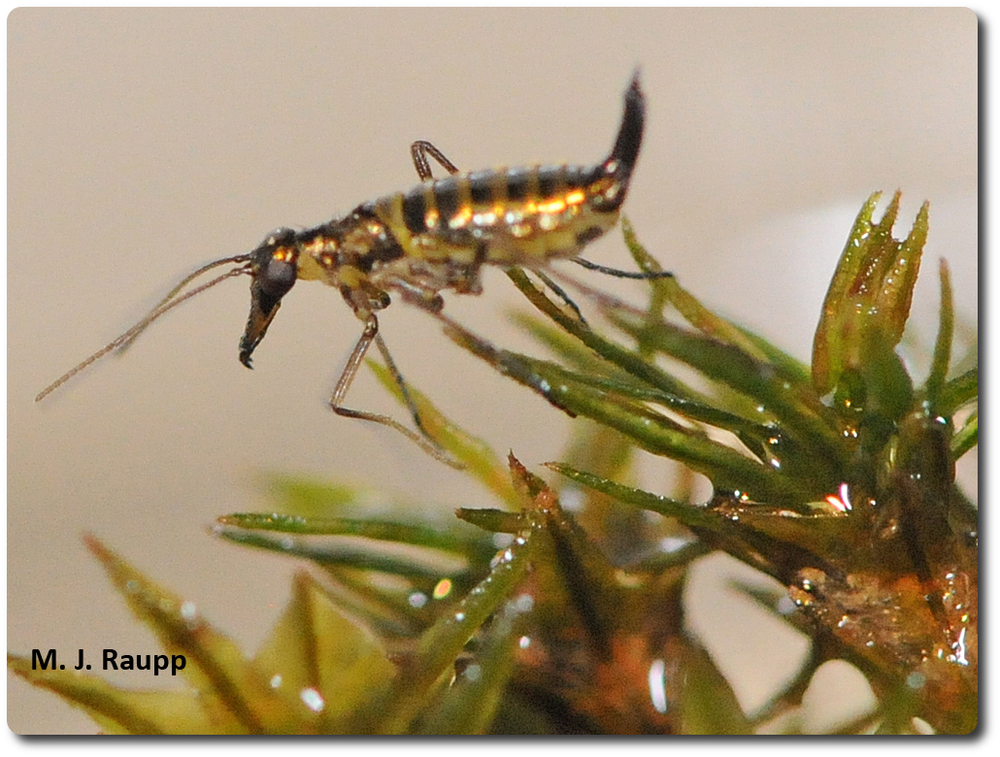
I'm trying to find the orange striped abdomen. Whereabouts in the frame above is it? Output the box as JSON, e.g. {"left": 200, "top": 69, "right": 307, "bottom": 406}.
{"left": 370, "top": 160, "right": 626, "bottom": 269}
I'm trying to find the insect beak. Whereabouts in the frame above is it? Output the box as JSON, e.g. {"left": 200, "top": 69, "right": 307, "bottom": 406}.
{"left": 239, "top": 238, "right": 299, "bottom": 368}
{"left": 238, "top": 279, "right": 283, "bottom": 368}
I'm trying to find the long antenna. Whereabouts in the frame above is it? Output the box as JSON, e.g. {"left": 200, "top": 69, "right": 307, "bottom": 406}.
{"left": 35, "top": 255, "right": 251, "bottom": 402}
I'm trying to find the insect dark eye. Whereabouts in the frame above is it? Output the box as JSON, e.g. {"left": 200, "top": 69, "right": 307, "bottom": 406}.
{"left": 260, "top": 254, "right": 296, "bottom": 300}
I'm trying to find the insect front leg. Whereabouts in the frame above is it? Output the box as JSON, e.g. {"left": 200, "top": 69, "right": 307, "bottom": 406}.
{"left": 330, "top": 313, "right": 462, "bottom": 469}
{"left": 410, "top": 140, "right": 460, "bottom": 181}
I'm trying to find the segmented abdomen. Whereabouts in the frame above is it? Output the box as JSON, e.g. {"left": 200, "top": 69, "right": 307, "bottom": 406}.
{"left": 367, "top": 160, "right": 627, "bottom": 269}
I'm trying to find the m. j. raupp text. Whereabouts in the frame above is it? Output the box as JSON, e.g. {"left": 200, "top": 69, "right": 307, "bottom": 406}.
{"left": 31, "top": 648, "right": 187, "bottom": 676}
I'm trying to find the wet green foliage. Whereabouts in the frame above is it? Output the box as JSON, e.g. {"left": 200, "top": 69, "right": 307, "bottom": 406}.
{"left": 11, "top": 194, "right": 976, "bottom": 734}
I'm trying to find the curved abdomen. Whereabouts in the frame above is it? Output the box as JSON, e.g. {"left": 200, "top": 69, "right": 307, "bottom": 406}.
{"left": 367, "top": 160, "right": 627, "bottom": 269}
{"left": 370, "top": 74, "right": 644, "bottom": 270}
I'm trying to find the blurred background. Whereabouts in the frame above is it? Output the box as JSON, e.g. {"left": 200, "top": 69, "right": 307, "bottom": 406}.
{"left": 8, "top": 8, "right": 977, "bottom": 733}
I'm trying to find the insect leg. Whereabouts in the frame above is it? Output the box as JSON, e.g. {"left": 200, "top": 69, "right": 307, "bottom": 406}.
{"left": 410, "top": 140, "right": 460, "bottom": 181}
{"left": 571, "top": 256, "right": 674, "bottom": 280}
{"left": 532, "top": 270, "right": 587, "bottom": 325}
{"left": 330, "top": 314, "right": 463, "bottom": 469}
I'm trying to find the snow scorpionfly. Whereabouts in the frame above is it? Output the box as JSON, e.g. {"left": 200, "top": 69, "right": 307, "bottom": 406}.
{"left": 37, "top": 72, "right": 671, "bottom": 465}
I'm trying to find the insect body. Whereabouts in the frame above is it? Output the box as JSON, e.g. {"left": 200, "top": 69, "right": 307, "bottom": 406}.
{"left": 239, "top": 73, "right": 645, "bottom": 363}
{"left": 38, "top": 72, "right": 666, "bottom": 464}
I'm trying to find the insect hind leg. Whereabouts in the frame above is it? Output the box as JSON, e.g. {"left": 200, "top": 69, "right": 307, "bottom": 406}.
{"left": 532, "top": 270, "right": 587, "bottom": 325}
{"left": 411, "top": 140, "right": 460, "bottom": 181}
{"left": 330, "top": 314, "right": 463, "bottom": 469}
{"left": 571, "top": 256, "right": 674, "bottom": 280}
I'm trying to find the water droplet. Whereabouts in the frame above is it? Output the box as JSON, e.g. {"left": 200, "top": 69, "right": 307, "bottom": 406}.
{"left": 408, "top": 591, "right": 428, "bottom": 609}
{"left": 518, "top": 636, "right": 531, "bottom": 649}
{"left": 560, "top": 487, "right": 585, "bottom": 512}
{"left": 906, "top": 671, "right": 926, "bottom": 690}
{"left": 300, "top": 687, "right": 325, "bottom": 712}
{"left": 454, "top": 611, "right": 466, "bottom": 622}
{"left": 178, "top": 602, "right": 199, "bottom": 630}
{"left": 647, "top": 659, "right": 668, "bottom": 714}
{"left": 514, "top": 594, "right": 534, "bottom": 613}
{"left": 658, "top": 536, "right": 689, "bottom": 554}
{"left": 952, "top": 627, "right": 969, "bottom": 666}
{"left": 492, "top": 532, "right": 513, "bottom": 548}
{"left": 776, "top": 595, "right": 797, "bottom": 615}
{"left": 270, "top": 674, "right": 283, "bottom": 689}
{"left": 464, "top": 663, "right": 482, "bottom": 682}
{"left": 280, "top": 536, "right": 294, "bottom": 551}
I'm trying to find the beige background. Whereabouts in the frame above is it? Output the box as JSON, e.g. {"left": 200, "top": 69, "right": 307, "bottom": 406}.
{"left": 8, "top": 8, "right": 977, "bottom": 734}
